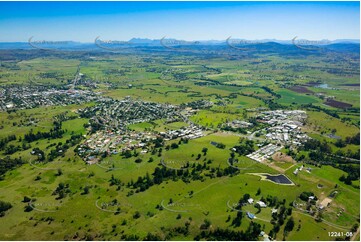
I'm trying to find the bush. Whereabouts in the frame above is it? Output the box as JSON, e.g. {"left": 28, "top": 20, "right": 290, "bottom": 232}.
{"left": 0, "top": 200, "right": 12, "bottom": 216}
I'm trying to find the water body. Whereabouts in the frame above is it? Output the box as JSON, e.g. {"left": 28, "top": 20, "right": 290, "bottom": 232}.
{"left": 250, "top": 173, "right": 294, "bottom": 185}
{"left": 264, "top": 174, "right": 293, "bottom": 185}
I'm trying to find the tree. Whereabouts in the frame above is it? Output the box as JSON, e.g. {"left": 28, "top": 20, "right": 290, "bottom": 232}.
{"left": 56, "top": 168, "right": 63, "bottom": 176}
{"left": 286, "top": 207, "right": 292, "bottom": 216}
{"left": 24, "top": 204, "right": 33, "bottom": 212}
{"left": 239, "top": 193, "right": 251, "bottom": 204}
{"left": 284, "top": 217, "right": 295, "bottom": 235}
{"left": 231, "top": 211, "right": 243, "bottom": 227}
{"left": 254, "top": 203, "right": 261, "bottom": 214}
{"left": 23, "top": 196, "right": 31, "bottom": 203}
{"left": 202, "top": 147, "right": 208, "bottom": 155}
{"left": 216, "top": 143, "right": 225, "bottom": 149}
{"left": 256, "top": 188, "right": 261, "bottom": 196}
{"left": 351, "top": 223, "right": 359, "bottom": 232}
{"left": 133, "top": 211, "right": 141, "bottom": 219}
{"left": 200, "top": 219, "right": 211, "bottom": 229}
{"left": 171, "top": 143, "right": 179, "bottom": 149}
{"left": 122, "top": 149, "right": 132, "bottom": 158}
{"left": 0, "top": 200, "right": 12, "bottom": 216}
{"left": 82, "top": 186, "right": 90, "bottom": 195}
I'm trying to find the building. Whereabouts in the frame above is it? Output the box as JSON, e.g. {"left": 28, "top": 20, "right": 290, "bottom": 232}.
{"left": 247, "top": 212, "right": 255, "bottom": 219}
{"left": 257, "top": 201, "right": 267, "bottom": 208}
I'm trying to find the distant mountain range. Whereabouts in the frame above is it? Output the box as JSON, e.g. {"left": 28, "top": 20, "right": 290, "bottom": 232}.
{"left": 126, "top": 38, "right": 360, "bottom": 45}
{"left": 0, "top": 38, "right": 359, "bottom": 50}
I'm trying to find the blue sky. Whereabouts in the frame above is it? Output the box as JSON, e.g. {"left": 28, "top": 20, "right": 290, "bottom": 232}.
{"left": 0, "top": 1, "right": 359, "bottom": 42}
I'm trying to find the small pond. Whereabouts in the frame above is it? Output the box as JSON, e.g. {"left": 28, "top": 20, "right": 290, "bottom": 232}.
{"left": 264, "top": 174, "right": 293, "bottom": 185}
{"left": 250, "top": 173, "right": 294, "bottom": 185}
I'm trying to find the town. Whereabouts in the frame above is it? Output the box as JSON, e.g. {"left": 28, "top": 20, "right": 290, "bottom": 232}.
{"left": 0, "top": 85, "right": 99, "bottom": 111}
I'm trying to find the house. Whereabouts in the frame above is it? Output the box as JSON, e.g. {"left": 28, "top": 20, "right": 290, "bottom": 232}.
{"left": 247, "top": 212, "right": 255, "bottom": 219}
{"left": 248, "top": 198, "right": 254, "bottom": 204}
{"left": 257, "top": 201, "right": 267, "bottom": 208}
{"left": 271, "top": 208, "right": 278, "bottom": 214}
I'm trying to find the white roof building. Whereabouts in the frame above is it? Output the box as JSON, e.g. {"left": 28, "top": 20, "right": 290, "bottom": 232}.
{"left": 257, "top": 201, "right": 267, "bottom": 208}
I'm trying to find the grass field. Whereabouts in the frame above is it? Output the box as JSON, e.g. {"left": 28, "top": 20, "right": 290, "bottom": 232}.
{"left": 0, "top": 49, "right": 359, "bottom": 241}
{"left": 305, "top": 111, "right": 359, "bottom": 139}
{"left": 277, "top": 90, "right": 320, "bottom": 105}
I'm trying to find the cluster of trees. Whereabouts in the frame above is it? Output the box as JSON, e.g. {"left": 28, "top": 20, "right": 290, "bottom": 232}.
{"left": 339, "top": 174, "right": 355, "bottom": 186}
{"left": 299, "top": 191, "right": 317, "bottom": 202}
{"left": 269, "top": 205, "right": 293, "bottom": 239}
{"left": 335, "top": 133, "right": 360, "bottom": 148}
{"left": 24, "top": 128, "right": 64, "bottom": 143}
{"left": 0, "top": 134, "right": 16, "bottom": 150}
{"left": 152, "top": 137, "right": 165, "bottom": 148}
{"left": 233, "top": 139, "right": 255, "bottom": 156}
{"left": 0, "top": 156, "right": 25, "bottom": 179}
{"left": 143, "top": 232, "right": 163, "bottom": 241}
{"left": 298, "top": 191, "right": 319, "bottom": 213}
{"left": 165, "top": 142, "right": 179, "bottom": 150}
{"left": 0, "top": 134, "right": 27, "bottom": 155}
{"left": 48, "top": 134, "right": 83, "bottom": 161}
{"left": 214, "top": 142, "right": 225, "bottom": 149}
{"left": 302, "top": 104, "right": 340, "bottom": 119}
{"left": 52, "top": 182, "right": 71, "bottom": 199}
{"left": 22, "top": 196, "right": 35, "bottom": 212}
{"left": 301, "top": 139, "right": 359, "bottom": 185}
{"left": 264, "top": 194, "right": 285, "bottom": 208}
{"left": 283, "top": 217, "right": 295, "bottom": 238}
{"left": 181, "top": 99, "right": 213, "bottom": 109}
{"left": 24, "top": 118, "right": 66, "bottom": 143}
{"left": 230, "top": 211, "right": 243, "bottom": 227}
{"left": 31, "top": 147, "right": 45, "bottom": 161}
{"left": 120, "top": 137, "right": 167, "bottom": 159}
{"left": 126, "top": 162, "right": 238, "bottom": 194}
{"left": 194, "top": 222, "right": 262, "bottom": 241}
{"left": 0, "top": 200, "right": 12, "bottom": 217}
{"left": 221, "top": 126, "right": 247, "bottom": 134}
{"left": 261, "top": 86, "right": 281, "bottom": 99}
{"left": 109, "top": 174, "right": 123, "bottom": 190}
{"left": 232, "top": 193, "right": 293, "bottom": 239}
{"left": 332, "top": 148, "right": 360, "bottom": 160}
{"left": 3, "top": 144, "right": 21, "bottom": 155}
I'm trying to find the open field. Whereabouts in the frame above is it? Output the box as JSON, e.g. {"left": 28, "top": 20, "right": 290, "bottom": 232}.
{"left": 0, "top": 43, "right": 359, "bottom": 241}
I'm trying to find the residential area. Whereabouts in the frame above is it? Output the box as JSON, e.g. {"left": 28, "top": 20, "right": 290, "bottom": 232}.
{"left": 0, "top": 85, "right": 99, "bottom": 111}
